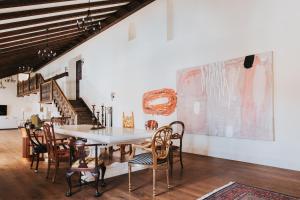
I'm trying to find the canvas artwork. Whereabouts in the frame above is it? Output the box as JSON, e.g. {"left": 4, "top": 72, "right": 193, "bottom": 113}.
{"left": 143, "top": 88, "right": 177, "bottom": 116}
{"left": 177, "top": 52, "right": 274, "bottom": 140}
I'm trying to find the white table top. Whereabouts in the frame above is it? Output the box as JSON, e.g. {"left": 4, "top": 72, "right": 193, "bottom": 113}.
{"left": 54, "top": 125, "right": 153, "bottom": 145}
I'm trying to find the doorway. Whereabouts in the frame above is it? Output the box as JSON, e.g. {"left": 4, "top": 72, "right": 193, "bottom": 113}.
{"left": 76, "top": 60, "right": 82, "bottom": 100}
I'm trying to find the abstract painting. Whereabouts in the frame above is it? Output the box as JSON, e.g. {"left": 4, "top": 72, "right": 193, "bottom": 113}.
{"left": 177, "top": 52, "right": 274, "bottom": 140}
{"left": 143, "top": 88, "right": 177, "bottom": 116}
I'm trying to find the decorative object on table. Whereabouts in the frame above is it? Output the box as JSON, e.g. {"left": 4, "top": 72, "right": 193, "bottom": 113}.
{"left": 143, "top": 88, "right": 177, "bottom": 116}
{"left": 43, "top": 123, "right": 70, "bottom": 183}
{"left": 31, "top": 114, "right": 43, "bottom": 129}
{"left": 90, "top": 105, "right": 105, "bottom": 130}
{"left": 129, "top": 126, "right": 173, "bottom": 196}
{"left": 66, "top": 139, "right": 106, "bottom": 197}
{"left": 122, "top": 112, "right": 134, "bottom": 128}
{"left": 168, "top": 121, "right": 185, "bottom": 174}
{"left": 197, "top": 182, "right": 299, "bottom": 200}
{"left": 145, "top": 120, "right": 158, "bottom": 130}
{"left": 177, "top": 51, "right": 274, "bottom": 141}
{"left": 37, "top": 28, "right": 57, "bottom": 61}
{"left": 76, "top": 0, "right": 101, "bottom": 32}
{"left": 22, "top": 123, "right": 47, "bottom": 172}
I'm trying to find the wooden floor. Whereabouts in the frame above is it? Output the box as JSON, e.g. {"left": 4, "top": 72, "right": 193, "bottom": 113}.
{"left": 1, "top": 130, "right": 300, "bottom": 200}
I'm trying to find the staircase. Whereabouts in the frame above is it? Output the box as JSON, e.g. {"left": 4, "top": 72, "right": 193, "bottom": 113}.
{"left": 40, "top": 79, "right": 93, "bottom": 125}
{"left": 69, "top": 99, "right": 93, "bottom": 124}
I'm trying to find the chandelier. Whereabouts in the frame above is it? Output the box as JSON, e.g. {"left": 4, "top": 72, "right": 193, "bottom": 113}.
{"left": 37, "top": 28, "right": 56, "bottom": 60}
{"left": 4, "top": 76, "right": 16, "bottom": 83}
{"left": 77, "top": 0, "right": 101, "bottom": 32}
{"left": 0, "top": 80, "right": 6, "bottom": 89}
{"left": 18, "top": 66, "right": 33, "bottom": 73}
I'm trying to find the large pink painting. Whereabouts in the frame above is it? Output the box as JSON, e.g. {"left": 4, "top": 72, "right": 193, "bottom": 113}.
{"left": 177, "top": 52, "right": 274, "bottom": 140}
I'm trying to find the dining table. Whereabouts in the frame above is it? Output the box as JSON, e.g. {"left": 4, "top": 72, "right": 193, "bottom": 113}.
{"left": 54, "top": 124, "right": 153, "bottom": 181}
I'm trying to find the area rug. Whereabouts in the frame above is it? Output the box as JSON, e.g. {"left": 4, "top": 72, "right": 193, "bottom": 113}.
{"left": 198, "top": 182, "right": 299, "bottom": 200}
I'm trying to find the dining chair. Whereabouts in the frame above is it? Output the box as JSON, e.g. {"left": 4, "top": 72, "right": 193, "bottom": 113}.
{"left": 23, "top": 123, "right": 47, "bottom": 172}
{"left": 145, "top": 120, "right": 158, "bottom": 130}
{"left": 66, "top": 140, "right": 106, "bottom": 197}
{"left": 169, "top": 121, "right": 185, "bottom": 174}
{"left": 128, "top": 125, "right": 173, "bottom": 196}
{"left": 43, "top": 123, "right": 70, "bottom": 183}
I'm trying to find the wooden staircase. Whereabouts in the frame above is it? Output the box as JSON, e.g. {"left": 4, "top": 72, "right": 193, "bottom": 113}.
{"left": 17, "top": 73, "right": 94, "bottom": 125}
{"left": 69, "top": 99, "right": 93, "bottom": 124}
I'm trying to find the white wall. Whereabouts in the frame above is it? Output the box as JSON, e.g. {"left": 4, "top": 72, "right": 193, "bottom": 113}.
{"left": 37, "top": 0, "right": 300, "bottom": 171}
{"left": 0, "top": 79, "right": 40, "bottom": 128}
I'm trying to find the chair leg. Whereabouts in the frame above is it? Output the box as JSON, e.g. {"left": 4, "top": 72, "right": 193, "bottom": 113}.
{"left": 46, "top": 159, "right": 51, "bottom": 179}
{"left": 166, "top": 168, "right": 170, "bottom": 189}
{"left": 65, "top": 171, "right": 74, "bottom": 197}
{"left": 94, "top": 171, "right": 101, "bottom": 197}
{"left": 100, "top": 164, "right": 106, "bottom": 187}
{"left": 169, "top": 150, "right": 173, "bottom": 175}
{"left": 153, "top": 169, "right": 156, "bottom": 196}
{"left": 180, "top": 149, "right": 184, "bottom": 169}
{"left": 128, "top": 164, "right": 132, "bottom": 192}
{"left": 30, "top": 154, "right": 35, "bottom": 169}
{"left": 52, "top": 160, "right": 59, "bottom": 183}
{"left": 79, "top": 172, "right": 82, "bottom": 187}
{"left": 35, "top": 154, "right": 40, "bottom": 173}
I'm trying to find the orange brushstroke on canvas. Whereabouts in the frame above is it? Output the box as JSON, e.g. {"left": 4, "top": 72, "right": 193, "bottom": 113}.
{"left": 143, "top": 88, "right": 177, "bottom": 116}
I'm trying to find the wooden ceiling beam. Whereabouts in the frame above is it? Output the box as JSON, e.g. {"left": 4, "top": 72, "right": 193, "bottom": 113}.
{"left": 0, "top": 16, "right": 105, "bottom": 38}
{"left": 0, "top": 0, "right": 131, "bottom": 20}
{"left": 0, "top": 28, "right": 80, "bottom": 44}
{"left": 0, "top": 0, "right": 74, "bottom": 9}
{"left": 0, "top": 6, "right": 120, "bottom": 30}
{"left": 0, "top": 34, "right": 83, "bottom": 55}
{"left": 0, "top": 31, "right": 85, "bottom": 49}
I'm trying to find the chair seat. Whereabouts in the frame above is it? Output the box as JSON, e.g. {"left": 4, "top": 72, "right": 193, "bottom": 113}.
{"left": 57, "top": 148, "right": 70, "bottom": 158}
{"left": 71, "top": 157, "right": 104, "bottom": 169}
{"left": 129, "top": 153, "right": 167, "bottom": 165}
{"left": 33, "top": 144, "right": 47, "bottom": 154}
{"left": 171, "top": 145, "right": 180, "bottom": 151}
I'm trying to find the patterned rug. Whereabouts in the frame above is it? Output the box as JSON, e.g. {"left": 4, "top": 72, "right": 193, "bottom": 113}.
{"left": 198, "top": 182, "right": 299, "bottom": 200}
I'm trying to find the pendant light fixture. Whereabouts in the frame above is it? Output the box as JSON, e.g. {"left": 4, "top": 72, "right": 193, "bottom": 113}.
{"left": 37, "top": 28, "right": 57, "bottom": 61}
{"left": 77, "top": 0, "right": 101, "bottom": 32}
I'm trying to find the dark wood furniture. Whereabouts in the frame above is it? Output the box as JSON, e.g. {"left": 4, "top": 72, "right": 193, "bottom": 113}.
{"left": 66, "top": 140, "right": 106, "bottom": 197}
{"left": 43, "top": 123, "right": 70, "bottom": 183}
{"left": 129, "top": 126, "right": 173, "bottom": 196}
{"left": 21, "top": 124, "right": 47, "bottom": 172}
{"left": 169, "top": 121, "right": 185, "bottom": 174}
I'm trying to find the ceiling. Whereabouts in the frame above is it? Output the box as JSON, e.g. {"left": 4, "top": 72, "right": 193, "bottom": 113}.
{"left": 0, "top": 0, "right": 154, "bottom": 79}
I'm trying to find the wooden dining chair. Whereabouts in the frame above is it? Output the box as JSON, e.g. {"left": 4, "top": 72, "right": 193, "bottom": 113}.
{"left": 23, "top": 123, "right": 47, "bottom": 172}
{"left": 43, "top": 123, "right": 70, "bottom": 183}
{"left": 128, "top": 126, "right": 173, "bottom": 196}
{"left": 169, "top": 121, "right": 185, "bottom": 174}
{"left": 66, "top": 140, "right": 106, "bottom": 197}
{"left": 145, "top": 120, "right": 158, "bottom": 130}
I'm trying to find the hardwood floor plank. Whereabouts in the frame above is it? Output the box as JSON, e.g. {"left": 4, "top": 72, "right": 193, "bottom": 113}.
{"left": 0, "top": 130, "right": 299, "bottom": 199}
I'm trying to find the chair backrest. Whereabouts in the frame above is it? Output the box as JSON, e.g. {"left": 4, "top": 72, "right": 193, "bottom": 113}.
{"left": 43, "top": 123, "right": 57, "bottom": 159}
{"left": 23, "top": 123, "right": 41, "bottom": 147}
{"left": 123, "top": 112, "right": 134, "bottom": 128}
{"left": 51, "top": 117, "right": 69, "bottom": 126}
{"left": 151, "top": 126, "right": 173, "bottom": 166}
{"left": 145, "top": 120, "right": 158, "bottom": 130}
{"left": 169, "top": 121, "right": 185, "bottom": 141}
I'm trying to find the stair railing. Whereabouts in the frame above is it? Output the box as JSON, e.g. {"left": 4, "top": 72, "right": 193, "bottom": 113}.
{"left": 40, "top": 80, "right": 77, "bottom": 125}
